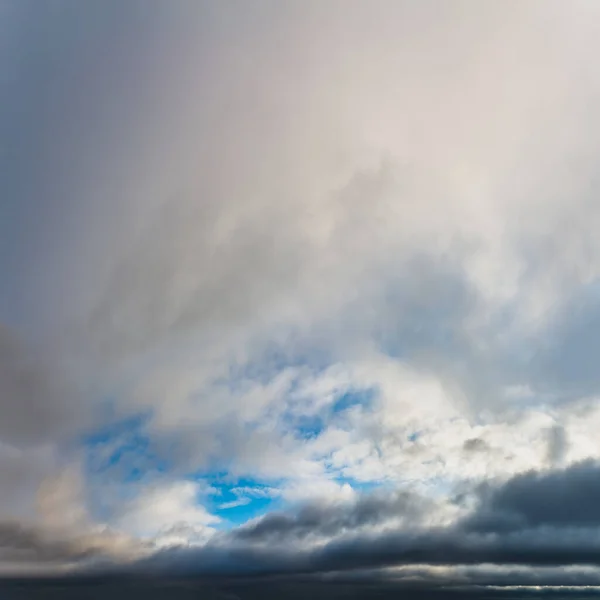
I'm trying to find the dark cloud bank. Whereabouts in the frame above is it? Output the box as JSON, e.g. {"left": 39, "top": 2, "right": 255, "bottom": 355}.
{"left": 5, "top": 461, "right": 600, "bottom": 598}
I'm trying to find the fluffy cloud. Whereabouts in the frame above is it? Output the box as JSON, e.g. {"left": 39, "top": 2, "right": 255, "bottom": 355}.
{"left": 112, "top": 480, "right": 220, "bottom": 545}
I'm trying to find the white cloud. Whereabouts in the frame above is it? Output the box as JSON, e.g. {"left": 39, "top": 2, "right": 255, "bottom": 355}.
{"left": 281, "top": 479, "right": 357, "bottom": 505}
{"left": 113, "top": 481, "right": 219, "bottom": 545}
{"left": 219, "top": 498, "right": 252, "bottom": 510}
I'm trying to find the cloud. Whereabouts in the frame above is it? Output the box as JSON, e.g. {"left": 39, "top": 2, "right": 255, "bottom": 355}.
{"left": 232, "top": 489, "right": 431, "bottom": 544}
{"left": 0, "top": 461, "right": 146, "bottom": 571}
{"left": 464, "top": 460, "right": 600, "bottom": 533}
{"left": 112, "top": 481, "right": 220, "bottom": 545}
{"left": 0, "top": 326, "right": 92, "bottom": 535}
{"left": 220, "top": 498, "right": 252, "bottom": 511}
{"left": 5, "top": 0, "right": 600, "bottom": 586}
{"left": 0, "top": 518, "right": 145, "bottom": 574}
{"left": 0, "top": 325, "right": 84, "bottom": 447}
{"left": 125, "top": 461, "right": 600, "bottom": 580}
{"left": 0, "top": 520, "right": 94, "bottom": 565}
{"left": 463, "top": 439, "right": 489, "bottom": 454}
{"left": 10, "top": 465, "right": 600, "bottom": 593}
{"left": 545, "top": 425, "right": 568, "bottom": 467}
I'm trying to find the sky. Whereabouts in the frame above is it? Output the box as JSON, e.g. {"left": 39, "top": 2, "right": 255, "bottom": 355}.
{"left": 3, "top": 0, "right": 600, "bottom": 596}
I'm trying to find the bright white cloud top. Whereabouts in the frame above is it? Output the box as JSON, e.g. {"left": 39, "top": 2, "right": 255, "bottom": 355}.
{"left": 3, "top": 0, "right": 600, "bottom": 587}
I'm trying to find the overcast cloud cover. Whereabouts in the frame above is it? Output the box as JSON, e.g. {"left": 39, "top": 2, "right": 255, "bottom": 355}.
{"left": 3, "top": 0, "right": 600, "bottom": 596}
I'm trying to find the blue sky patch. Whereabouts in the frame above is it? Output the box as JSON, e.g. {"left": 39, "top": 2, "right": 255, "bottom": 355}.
{"left": 199, "top": 477, "right": 283, "bottom": 526}
{"left": 331, "top": 388, "right": 376, "bottom": 415}
{"left": 83, "top": 412, "right": 170, "bottom": 482}
{"left": 408, "top": 431, "right": 421, "bottom": 442}
{"left": 282, "top": 386, "right": 377, "bottom": 441}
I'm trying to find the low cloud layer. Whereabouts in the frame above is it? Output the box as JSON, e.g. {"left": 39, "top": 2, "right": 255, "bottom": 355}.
{"left": 131, "top": 461, "right": 600, "bottom": 581}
